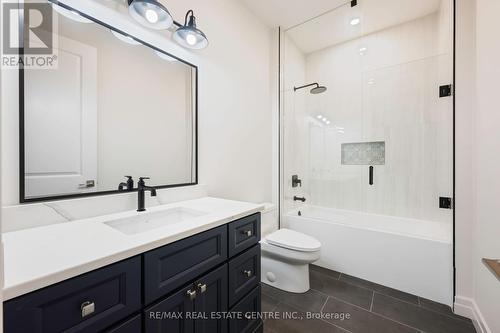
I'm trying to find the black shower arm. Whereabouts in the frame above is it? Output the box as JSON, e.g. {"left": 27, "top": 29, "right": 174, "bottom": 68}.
{"left": 294, "top": 83, "right": 320, "bottom": 92}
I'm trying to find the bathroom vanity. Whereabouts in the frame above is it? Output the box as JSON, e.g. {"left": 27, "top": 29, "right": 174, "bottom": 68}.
{"left": 3, "top": 198, "right": 263, "bottom": 333}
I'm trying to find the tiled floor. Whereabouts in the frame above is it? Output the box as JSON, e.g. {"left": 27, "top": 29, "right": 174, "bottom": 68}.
{"left": 262, "top": 265, "right": 477, "bottom": 333}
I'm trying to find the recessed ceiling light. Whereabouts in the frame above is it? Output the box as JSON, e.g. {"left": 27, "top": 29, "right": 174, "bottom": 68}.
{"left": 350, "top": 18, "right": 361, "bottom": 26}
{"left": 317, "top": 115, "right": 323, "bottom": 119}
{"left": 326, "top": 121, "right": 331, "bottom": 125}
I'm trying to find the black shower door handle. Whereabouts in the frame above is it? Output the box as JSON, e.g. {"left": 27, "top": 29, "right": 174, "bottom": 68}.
{"left": 369, "top": 166, "right": 374, "bottom": 186}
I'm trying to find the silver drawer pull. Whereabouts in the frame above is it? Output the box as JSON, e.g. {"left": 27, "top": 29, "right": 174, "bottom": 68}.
{"left": 81, "top": 301, "right": 95, "bottom": 318}
{"left": 186, "top": 289, "right": 197, "bottom": 300}
{"left": 243, "top": 270, "right": 253, "bottom": 277}
{"left": 241, "top": 230, "right": 252, "bottom": 237}
{"left": 197, "top": 283, "right": 207, "bottom": 294}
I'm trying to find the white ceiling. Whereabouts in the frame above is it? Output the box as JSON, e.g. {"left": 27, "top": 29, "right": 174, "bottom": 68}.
{"left": 237, "top": 0, "right": 348, "bottom": 29}
{"left": 238, "top": 0, "right": 443, "bottom": 54}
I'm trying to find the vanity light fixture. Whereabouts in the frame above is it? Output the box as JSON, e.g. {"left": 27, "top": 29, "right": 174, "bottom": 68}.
{"left": 173, "top": 10, "right": 209, "bottom": 50}
{"left": 127, "top": 0, "right": 174, "bottom": 30}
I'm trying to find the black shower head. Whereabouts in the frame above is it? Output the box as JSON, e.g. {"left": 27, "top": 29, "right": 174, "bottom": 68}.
{"left": 294, "top": 83, "right": 327, "bottom": 95}
{"left": 311, "top": 85, "right": 327, "bottom": 94}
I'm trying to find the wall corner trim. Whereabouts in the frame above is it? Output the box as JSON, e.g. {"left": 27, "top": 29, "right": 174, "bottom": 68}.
{"left": 454, "top": 296, "right": 491, "bottom": 333}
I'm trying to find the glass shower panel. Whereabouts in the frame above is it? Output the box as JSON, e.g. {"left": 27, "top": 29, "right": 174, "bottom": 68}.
{"left": 281, "top": 0, "right": 454, "bottom": 224}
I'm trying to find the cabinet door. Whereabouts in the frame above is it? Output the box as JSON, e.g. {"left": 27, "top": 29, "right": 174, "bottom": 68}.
{"left": 4, "top": 257, "right": 141, "bottom": 333}
{"left": 105, "top": 315, "right": 142, "bottom": 333}
{"left": 229, "top": 286, "right": 261, "bottom": 333}
{"left": 145, "top": 285, "right": 196, "bottom": 333}
{"left": 144, "top": 225, "right": 227, "bottom": 304}
{"left": 228, "top": 214, "right": 261, "bottom": 258}
{"left": 194, "top": 265, "right": 228, "bottom": 333}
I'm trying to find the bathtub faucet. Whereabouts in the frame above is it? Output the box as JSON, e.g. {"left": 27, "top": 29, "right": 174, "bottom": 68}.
{"left": 293, "top": 196, "right": 306, "bottom": 202}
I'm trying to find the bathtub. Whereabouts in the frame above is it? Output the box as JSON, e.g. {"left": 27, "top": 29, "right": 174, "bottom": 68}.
{"left": 284, "top": 205, "right": 453, "bottom": 305}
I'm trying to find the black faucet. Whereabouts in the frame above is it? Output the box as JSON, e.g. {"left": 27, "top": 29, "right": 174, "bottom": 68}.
{"left": 137, "top": 177, "right": 157, "bottom": 212}
{"left": 118, "top": 176, "right": 134, "bottom": 191}
{"left": 293, "top": 196, "right": 306, "bottom": 202}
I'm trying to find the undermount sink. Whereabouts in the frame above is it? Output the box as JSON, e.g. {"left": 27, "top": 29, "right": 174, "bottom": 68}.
{"left": 104, "top": 207, "right": 207, "bottom": 235}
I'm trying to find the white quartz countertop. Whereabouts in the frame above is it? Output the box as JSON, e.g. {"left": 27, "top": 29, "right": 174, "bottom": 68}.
{"left": 2, "top": 197, "right": 264, "bottom": 301}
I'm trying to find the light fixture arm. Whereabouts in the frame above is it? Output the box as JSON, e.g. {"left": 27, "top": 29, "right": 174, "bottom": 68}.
{"left": 184, "top": 9, "right": 194, "bottom": 26}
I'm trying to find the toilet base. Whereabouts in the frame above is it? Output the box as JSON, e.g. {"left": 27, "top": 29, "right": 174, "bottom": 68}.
{"left": 261, "top": 255, "right": 310, "bottom": 293}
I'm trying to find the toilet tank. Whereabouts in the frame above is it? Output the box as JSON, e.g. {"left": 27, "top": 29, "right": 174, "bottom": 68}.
{"left": 260, "top": 203, "right": 278, "bottom": 237}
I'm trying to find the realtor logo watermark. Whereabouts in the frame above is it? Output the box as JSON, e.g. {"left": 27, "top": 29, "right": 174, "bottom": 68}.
{"left": 2, "top": 0, "right": 58, "bottom": 69}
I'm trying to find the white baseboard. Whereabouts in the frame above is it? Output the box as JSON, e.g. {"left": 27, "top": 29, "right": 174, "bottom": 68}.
{"left": 454, "top": 296, "right": 491, "bottom": 333}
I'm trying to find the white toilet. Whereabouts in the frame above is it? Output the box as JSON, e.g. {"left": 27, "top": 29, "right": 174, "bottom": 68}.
{"left": 259, "top": 205, "right": 321, "bottom": 293}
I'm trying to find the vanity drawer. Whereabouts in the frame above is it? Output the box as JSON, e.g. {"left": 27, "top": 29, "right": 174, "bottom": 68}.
{"left": 228, "top": 286, "right": 262, "bottom": 333}
{"left": 228, "top": 244, "right": 261, "bottom": 307}
{"left": 4, "top": 257, "right": 141, "bottom": 333}
{"left": 144, "top": 225, "right": 227, "bottom": 304}
{"left": 105, "top": 315, "right": 142, "bottom": 333}
{"left": 228, "top": 213, "right": 261, "bottom": 257}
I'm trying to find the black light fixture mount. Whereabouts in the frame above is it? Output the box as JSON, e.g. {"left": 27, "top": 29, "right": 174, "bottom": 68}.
{"left": 172, "top": 10, "right": 209, "bottom": 50}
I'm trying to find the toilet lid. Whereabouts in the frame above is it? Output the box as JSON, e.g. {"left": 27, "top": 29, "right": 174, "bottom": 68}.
{"left": 266, "top": 229, "right": 321, "bottom": 252}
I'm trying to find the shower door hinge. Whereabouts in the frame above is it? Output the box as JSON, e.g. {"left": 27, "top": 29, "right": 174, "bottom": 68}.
{"left": 439, "top": 84, "right": 453, "bottom": 98}
{"left": 351, "top": 0, "right": 358, "bottom": 7}
{"left": 439, "top": 197, "right": 453, "bottom": 209}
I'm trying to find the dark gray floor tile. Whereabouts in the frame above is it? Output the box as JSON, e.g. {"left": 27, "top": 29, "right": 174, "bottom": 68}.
{"left": 419, "top": 297, "right": 454, "bottom": 315}
{"left": 264, "top": 303, "right": 347, "bottom": 333}
{"left": 322, "top": 297, "right": 419, "bottom": 333}
{"left": 372, "top": 293, "right": 477, "bottom": 333}
{"left": 311, "top": 265, "right": 341, "bottom": 280}
{"left": 339, "top": 274, "right": 419, "bottom": 304}
{"left": 262, "top": 283, "right": 288, "bottom": 300}
{"left": 261, "top": 283, "right": 328, "bottom": 312}
{"left": 311, "top": 271, "right": 373, "bottom": 310}
{"left": 262, "top": 293, "right": 280, "bottom": 313}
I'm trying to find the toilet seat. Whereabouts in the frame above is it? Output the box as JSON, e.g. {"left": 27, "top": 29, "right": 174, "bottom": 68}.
{"left": 266, "top": 228, "right": 321, "bottom": 252}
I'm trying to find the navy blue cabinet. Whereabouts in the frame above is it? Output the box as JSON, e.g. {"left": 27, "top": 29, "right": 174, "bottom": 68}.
{"left": 4, "top": 213, "right": 261, "bottom": 333}
{"left": 229, "top": 286, "right": 262, "bottom": 333}
{"left": 105, "top": 315, "right": 142, "bottom": 333}
{"left": 144, "top": 225, "right": 228, "bottom": 304}
{"left": 228, "top": 213, "right": 261, "bottom": 257}
{"left": 194, "top": 264, "right": 228, "bottom": 333}
{"left": 145, "top": 284, "right": 196, "bottom": 333}
{"left": 144, "top": 264, "right": 229, "bottom": 333}
{"left": 228, "top": 244, "right": 261, "bottom": 307}
{"left": 4, "top": 257, "right": 141, "bottom": 333}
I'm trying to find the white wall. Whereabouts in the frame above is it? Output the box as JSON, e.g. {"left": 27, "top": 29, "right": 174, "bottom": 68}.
{"left": 454, "top": 1, "right": 500, "bottom": 332}
{"left": 1, "top": 0, "right": 273, "bottom": 205}
{"left": 472, "top": 0, "right": 500, "bottom": 331}
{"left": 455, "top": 0, "right": 476, "bottom": 307}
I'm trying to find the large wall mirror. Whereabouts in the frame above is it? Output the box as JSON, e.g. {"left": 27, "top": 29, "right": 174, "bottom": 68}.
{"left": 20, "top": 2, "right": 198, "bottom": 202}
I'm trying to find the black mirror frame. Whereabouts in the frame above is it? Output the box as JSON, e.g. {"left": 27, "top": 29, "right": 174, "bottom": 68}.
{"left": 19, "top": 0, "right": 198, "bottom": 203}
